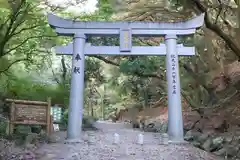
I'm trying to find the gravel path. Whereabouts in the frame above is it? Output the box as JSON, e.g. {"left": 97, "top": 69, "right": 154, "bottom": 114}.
{"left": 34, "top": 121, "right": 222, "bottom": 160}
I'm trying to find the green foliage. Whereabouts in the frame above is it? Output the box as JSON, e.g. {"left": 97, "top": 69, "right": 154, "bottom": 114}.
{"left": 0, "top": 74, "right": 69, "bottom": 106}
{"left": 0, "top": 0, "right": 216, "bottom": 125}
{"left": 119, "top": 57, "right": 160, "bottom": 75}
{"left": 5, "top": 77, "right": 57, "bottom": 100}
{"left": 85, "top": 58, "right": 104, "bottom": 82}
{"left": 97, "top": 0, "right": 114, "bottom": 20}
{"left": 0, "top": 0, "right": 162, "bottom": 123}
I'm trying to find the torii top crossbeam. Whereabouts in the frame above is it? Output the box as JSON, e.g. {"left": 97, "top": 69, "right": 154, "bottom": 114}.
{"left": 47, "top": 13, "right": 205, "bottom": 36}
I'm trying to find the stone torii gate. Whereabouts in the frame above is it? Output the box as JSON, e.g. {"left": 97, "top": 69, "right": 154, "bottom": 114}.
{"left": 47, "top": 13, "right": 204, "bottom": 143}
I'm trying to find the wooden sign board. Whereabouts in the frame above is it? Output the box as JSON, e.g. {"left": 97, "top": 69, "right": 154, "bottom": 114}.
{"left": 5, "top": 98, "right": 52, "bottom": 135}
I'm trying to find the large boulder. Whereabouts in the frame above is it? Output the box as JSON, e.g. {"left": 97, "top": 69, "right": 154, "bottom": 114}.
{"left": 213, "top": 144, "right": 240, "bottom": 158}
{"left": 195, "top": 119, "right": 215, "bottom": 134}
{"left": 184, "top": 129, "right": 226, "bottom": 153}
{"left": 194, "top": 112, "right": 228, "bottom": 134}
{"left": 131, "top": 106, "right": 168, "bottom": 132}
{"left": 184, "top": 130, "right": 201, "bottom": 141}
{"left": 212, "top": 136, "right": 224, "bottom": 149}
{"left": 143, "top": 118, "right": 168, "bottom": 133}
{"left": 116, "top": 107, "right": 140, "bottom": 123}
{"left": 183, "top": 111, "right": 201, "bottom": 131}
{"left": 202, "top": 138, "right": 213, "bottom": 151}
{"left": 197, "top": 133, "right": 209, "bottom": 143}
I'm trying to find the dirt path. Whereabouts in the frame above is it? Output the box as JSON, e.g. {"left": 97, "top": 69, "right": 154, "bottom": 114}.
{"left": 34, "top": 121, "right": 222, "bottom": 160}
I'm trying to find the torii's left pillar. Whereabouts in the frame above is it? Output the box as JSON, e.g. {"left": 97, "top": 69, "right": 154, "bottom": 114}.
{"left": 47, "top": 16, "right": 88, "bottom": 141}
{"left": 67, "top": 33, "right": 86, "bottom": 139}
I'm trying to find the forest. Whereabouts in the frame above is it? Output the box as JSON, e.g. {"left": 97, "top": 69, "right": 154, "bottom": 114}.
{"left": 0, "top": 0, "right": 240, "bottom": 159}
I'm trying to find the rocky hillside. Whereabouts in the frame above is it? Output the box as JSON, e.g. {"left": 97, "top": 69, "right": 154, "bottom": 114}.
{"left": 108, "top": 61, "right": 240, "bottom": 159}
{"left": 113, "top": 96, "right": 240, "bottom": 159}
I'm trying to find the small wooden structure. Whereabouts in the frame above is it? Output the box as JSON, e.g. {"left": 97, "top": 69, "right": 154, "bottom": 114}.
{"left": 6, "top": 98, "right": 52, "bottom": 135}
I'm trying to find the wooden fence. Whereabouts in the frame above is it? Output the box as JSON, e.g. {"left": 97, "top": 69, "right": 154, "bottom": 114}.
{"left": 5, "top": 98, "right": 52, "bottom": 135}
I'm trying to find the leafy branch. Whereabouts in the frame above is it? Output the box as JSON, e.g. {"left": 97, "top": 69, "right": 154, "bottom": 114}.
{"left": 9, "top": 24, "right": 41, "bottom": 38}
{"left": 0, "top": 58, "right": 29, "bottom": 74}
{"left": 192, "top": 0, "right": 240, "bottom": 59}
{"left": 4, "top": 35, "right": 57, "bottom": 56}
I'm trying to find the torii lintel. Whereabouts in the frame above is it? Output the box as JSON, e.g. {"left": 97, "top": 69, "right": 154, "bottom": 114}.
{"left": 47, "top": 13, "right": 205, "bottom": 36}
{"left": 53, "top": 43, "right": 195, "bottom": 56}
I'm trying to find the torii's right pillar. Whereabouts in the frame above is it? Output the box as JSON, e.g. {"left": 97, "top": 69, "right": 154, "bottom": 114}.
{"left": 164, "top": 13, "right": 205, "bottom": 143}
{"left": 165, "top": 34, "right": 184, "bottom": 143}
